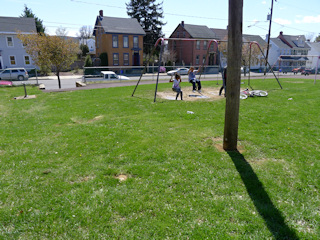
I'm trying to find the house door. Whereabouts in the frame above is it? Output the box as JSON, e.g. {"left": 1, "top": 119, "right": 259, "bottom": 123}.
{"left": 0, "top": 56, "right": 3, "bottom": 70}
{"left": 133, "top": 52, "right": 140, "bottom": 66}
{"left": 208, "top": 53, "right": 215, "bottom": 65}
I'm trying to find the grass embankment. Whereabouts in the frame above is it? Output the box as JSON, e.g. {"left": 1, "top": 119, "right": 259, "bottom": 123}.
{"left": 0, "top": 78, "right": 319, "bottom": 239}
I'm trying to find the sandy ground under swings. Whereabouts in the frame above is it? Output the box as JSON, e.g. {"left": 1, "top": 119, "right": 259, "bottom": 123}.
{"left": 157, "top": 87, "right": 225, "bottom": 101}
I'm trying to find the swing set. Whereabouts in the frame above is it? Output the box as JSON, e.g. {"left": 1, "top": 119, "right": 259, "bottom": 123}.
{"left": 132, "top": 37, "right": 282, "bottom": 102}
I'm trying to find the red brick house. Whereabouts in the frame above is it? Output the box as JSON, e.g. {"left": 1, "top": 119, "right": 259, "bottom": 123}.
{"left": 168, "top": 21, "right": 219, "bottom": 66}
{"left": 93, "top": 10, "right": 146, "bottom": 66}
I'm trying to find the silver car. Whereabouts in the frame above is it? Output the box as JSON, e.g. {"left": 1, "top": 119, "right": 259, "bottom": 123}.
{"left": 166, "top": 68, "right": 190, "bottom": 76}
{"left": 0, "top": 68, "right": 29, "bottom": 81}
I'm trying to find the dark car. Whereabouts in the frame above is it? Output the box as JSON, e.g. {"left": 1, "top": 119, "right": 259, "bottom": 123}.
{"left": 301, "top": 68, "right": 319, "bottom": 75}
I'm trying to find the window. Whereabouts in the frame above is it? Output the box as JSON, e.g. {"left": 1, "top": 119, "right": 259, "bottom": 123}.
{"left": 177, "top": 31, "right": 180, "bottom": 38}
{"left": 112, "top": 35, "right": 118, "bottom": 48}
{"left": 196, "top": 40, "right": 200, "bottom": 50}
{"left": 124, "top": 53, "right": 129, "bottom": 65}
{"left": 24, "top": 56, "right": 31, "bottom": 65}
{"left": 7, "top": 36, "right": 13, "bottom": 47}
{"left": 9, "top": 56, "right": 16, "bottom": 65}
{"left": 203, "top": 41, "right": 207, "bottom": 50}
{"left": 203, "top": 55, "right": 206, "bottom": 64}
{"left": 113, "top": 53, "right": 119, "bottom": 65}
{"left": 133, "top": 36, "right": 139, "bottom": 48}
{"left": 196, "top": 55, "right": 200, "bottom": 65}
{"left": 123, "top": 36, "right": 129, "bottom": 48}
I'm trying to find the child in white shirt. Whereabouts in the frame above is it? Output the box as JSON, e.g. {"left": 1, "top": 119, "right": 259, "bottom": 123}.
{"left": 170, "top": 73, "right": 183, "bottom": 100}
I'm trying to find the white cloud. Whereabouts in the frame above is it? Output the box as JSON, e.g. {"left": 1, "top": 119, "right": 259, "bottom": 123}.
{"left": 262, "top": 1, "right": 266, "bottom": 4}
{"left": 274, "top": 18, "right": 291, "bottom": 25}
{"left": 301, "top": 15, "right": 320, "bottom": 23}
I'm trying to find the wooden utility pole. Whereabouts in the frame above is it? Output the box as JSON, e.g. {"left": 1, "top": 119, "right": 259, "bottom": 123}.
{"left": 223, "top": 0, "right": 243, "bottom": 151}
{"left": 264, "top": 0, "right": 275, "bottom": 75}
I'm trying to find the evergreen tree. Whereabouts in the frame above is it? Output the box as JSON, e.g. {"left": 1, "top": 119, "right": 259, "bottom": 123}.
{"left": 20, "top": 5, "right": 46, "bottom": 33}
{"left": 84, "top": 55, "right": 92, "bottom": 67}
{"left": 126, "top": 0, "right": 165, "bottom": 55}
{"left": 315, "top": 35, "right": 320, "bottom": 42}
{"left": 80, "top": 44, "right": 90, "bottom": 57}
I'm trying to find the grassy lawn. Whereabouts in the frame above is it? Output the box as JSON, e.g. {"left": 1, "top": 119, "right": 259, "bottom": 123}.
{"left": 0, "top": 78, "right": 319, "bottom": 239}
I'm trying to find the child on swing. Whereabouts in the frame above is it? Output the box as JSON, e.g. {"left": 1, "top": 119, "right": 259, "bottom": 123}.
{"left": 188, "top": 66, "right": 202, "bottom": 93}
{"left": 170, "top": 73, "right": 183, "bottom": 100}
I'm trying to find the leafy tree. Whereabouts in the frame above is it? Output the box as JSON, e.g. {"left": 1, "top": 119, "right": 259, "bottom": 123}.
{"left": 126, "top": 0, "right": 165, "bottom": 55}
{"left": 99, "top": 52, "right": 108, "bottom": 66}
{"left": 20, "top": 5, "right": 45, "bottom": 33}
{"left": 18, "top": 33, "right": 79, "bottom": 89}
{"left": 315, "top": 35, "right": 320, "bottom": 42}
{"left": 84, "top": 55, "right": 92, "bottom": 67}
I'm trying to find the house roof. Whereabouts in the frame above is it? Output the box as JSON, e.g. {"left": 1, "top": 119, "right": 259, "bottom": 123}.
{"left": 243, "top": 34, "right": 267, "bottom": 48}
{"left": 270, "top": 38, "right": 291, "bottom": 49}
{"left": 0, "top": 16, "right": 36, "bottom": 33}
{"left": 306, "top": 42, "right": 320, "bottom": 52}
{"left": 210, "top": 28, "right": 228, "bottom": 40}
{"left": 279, "top": 33, "right": 310, "bottom": 49}
{"left": 182, "top": 24, "right": 216, "bottom": 39}
{"left": 94, "top": 16, "right": 146, "bottom": 36}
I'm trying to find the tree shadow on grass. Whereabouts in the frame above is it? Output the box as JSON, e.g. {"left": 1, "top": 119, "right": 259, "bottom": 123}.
{"left": 227, "top": 150, "right": 298, "bottom": 240}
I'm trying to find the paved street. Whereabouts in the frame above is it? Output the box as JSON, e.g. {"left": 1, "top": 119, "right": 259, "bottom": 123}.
{"left": 10, "top": 71, "right": 318, "bottom": 92}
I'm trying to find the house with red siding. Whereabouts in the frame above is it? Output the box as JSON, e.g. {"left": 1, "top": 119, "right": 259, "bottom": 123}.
{"left": 168, "top": 21, "right": 218, "bottom": 67}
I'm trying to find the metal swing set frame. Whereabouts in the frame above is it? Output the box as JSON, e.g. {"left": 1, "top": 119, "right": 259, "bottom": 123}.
{"left": 132, "top": 38, "right": 282, "bottom": 102}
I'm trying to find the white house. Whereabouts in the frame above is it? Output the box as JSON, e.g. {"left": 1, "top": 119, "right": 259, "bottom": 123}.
{"left": 0, "top": 16, "right": 37, "bottom": 70}
{"left": 306, "top": 42, "right": 320, "bottom": 69}
{"left": 267, "top": 38, "right": 292, "bottom": 70}
{"left": 86, "top": 38, "right": 96, "bottom": 55}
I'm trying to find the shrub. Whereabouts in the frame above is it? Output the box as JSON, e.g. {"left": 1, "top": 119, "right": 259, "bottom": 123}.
{"left": 84, "top": 55, "right": 92, "bottom": 67}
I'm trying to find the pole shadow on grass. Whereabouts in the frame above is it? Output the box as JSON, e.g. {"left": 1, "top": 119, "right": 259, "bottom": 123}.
{"left": 227, "top": 150, "right": 298, "bottom": 240}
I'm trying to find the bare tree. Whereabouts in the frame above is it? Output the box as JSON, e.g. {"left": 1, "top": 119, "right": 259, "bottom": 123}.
{"left": 78, "top": 26, "right": 93, "bottom": 44}
{"left": 161, "top": 49, "right": 177, "bottom": 65}
{"left": 55, "top": 26, "right": 68, "bottom": 37}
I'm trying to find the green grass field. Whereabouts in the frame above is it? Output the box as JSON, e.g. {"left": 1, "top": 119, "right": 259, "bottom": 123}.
{"left": 0, "top": 78, "right": 319, "bottom": 239}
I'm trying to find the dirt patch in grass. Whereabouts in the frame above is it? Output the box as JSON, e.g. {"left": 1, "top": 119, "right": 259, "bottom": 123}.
{"left": 212, "top": 137, "right": 245, "bottom": 153}
{"left": 70, "top": 115, "right": 104, "bottom": 124}
{"left": 114, "top": 174, "right": 128, "bottom": 182}
{"left": 157, "top": 87, "right": 223, "bottom": 101}
{"left": 284, "top": 81, "right": 305, "bottom": 83}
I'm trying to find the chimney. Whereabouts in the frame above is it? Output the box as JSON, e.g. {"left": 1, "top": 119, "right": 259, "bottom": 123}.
{"left": 280, "top": 31, "right": 283, "bottom": 35}
{"left": 99, "top": 10, "right": 103, "bottom": 17}
{"left": 181, "top": 21, "right": 184, "bottom": 27}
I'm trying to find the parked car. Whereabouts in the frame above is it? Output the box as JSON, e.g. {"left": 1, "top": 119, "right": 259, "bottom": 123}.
{"left": 159, "top": 66, "right": 166, "bottom": 73}
{"left": 0, "top": 68, "right": 29, "bottom": 81}
{"left": 301, "top": 68, "right": 320, "bottom": 75}
{"left": 100, "top": 71, "right": 130, "bottom": 80}
{"left": 241, "top": 66, "right": 249, "bottom": 73}
{"left": 167, "top": 67, "right": 189, "bottom": 76}
{"left": 292, "top": 67, "right": 305, "bottom": 74}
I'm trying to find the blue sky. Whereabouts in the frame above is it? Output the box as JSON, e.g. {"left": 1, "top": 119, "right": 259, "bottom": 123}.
{"left": 1, "top": 0, "right": 320, "bottom": 41}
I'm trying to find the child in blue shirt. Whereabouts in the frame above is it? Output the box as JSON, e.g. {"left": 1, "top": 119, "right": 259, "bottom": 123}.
{"left": 188, "top": 67, "right": 202, "bottom": 93}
